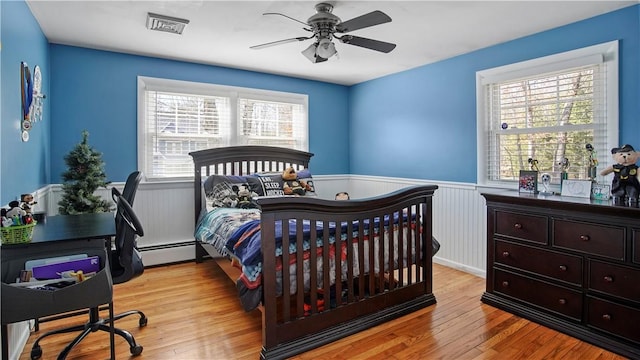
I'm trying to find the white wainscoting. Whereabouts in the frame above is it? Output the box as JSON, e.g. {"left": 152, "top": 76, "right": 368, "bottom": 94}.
{"left": 41, "top": 175, "right": 488, "bottom": 274}
{"left": 4, "top": 321, "right": 31, "bottom": 360}
{"left": 347, "top": 175, "right": 487, "bottom": 277}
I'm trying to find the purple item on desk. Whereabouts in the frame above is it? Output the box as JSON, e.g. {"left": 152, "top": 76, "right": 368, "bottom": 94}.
{"left": 31, "top": 256, "right": 100, "bottom": 280}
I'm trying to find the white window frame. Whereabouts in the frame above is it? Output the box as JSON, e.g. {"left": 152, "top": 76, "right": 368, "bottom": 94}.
{"left": 137, "top": 76, "right": 309, "bottom": 181}
{"left": 476, "top": 41, "right": 619, "bottom": 189}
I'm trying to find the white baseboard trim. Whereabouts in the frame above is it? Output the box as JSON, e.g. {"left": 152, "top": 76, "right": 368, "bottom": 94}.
{"left": 433, "top": 256, "right": 486, "bottom": 279}
{"left": 139, "top": 242, "right": 194, "bottom": 266}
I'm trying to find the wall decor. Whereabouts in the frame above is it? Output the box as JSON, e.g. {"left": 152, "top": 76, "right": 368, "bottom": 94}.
{"left": 560, "top": 179, "right": 592, "bottom": 198}
{"left": 20, "top": 62, "right": 32, "bottom": 142}
{"left": 518, "top": 170, "right": 538, "bottom": 194}
{"left": 30, "top": 65, "right": 45, "bottom": 122}
{"left": 19, "top": 62, "right": 45, "bottom": 142}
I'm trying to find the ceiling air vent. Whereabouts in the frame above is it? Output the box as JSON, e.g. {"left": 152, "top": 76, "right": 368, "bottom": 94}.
{"left": 146, "top": 12, "right": 190, "bottom": 35}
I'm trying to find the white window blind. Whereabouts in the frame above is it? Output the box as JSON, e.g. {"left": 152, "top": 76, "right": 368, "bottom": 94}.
{"left": 477, "top": 41, "right": 618, "bottom": 188}
{"left": 138, "top": 77, "right": 308, "bottom": 180}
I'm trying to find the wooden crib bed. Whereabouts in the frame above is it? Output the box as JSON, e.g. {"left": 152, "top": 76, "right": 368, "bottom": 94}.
{"left": 190, "top": 146, "right": 437, "bottom": 359}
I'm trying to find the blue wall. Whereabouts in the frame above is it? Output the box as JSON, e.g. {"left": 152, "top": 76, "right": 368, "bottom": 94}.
{"left": 350, "top": 5, "right": 640, "bottom": 183}
{"left": 1, "top": 1, "right": 50, "bottom": 205}
{"left": 49, "top": 46, "right": 350, "bottom": 184}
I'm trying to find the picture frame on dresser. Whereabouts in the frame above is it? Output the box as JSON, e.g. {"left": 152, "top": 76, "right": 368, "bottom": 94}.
{"left": 560, "top": 179, "right": 592, "bottom": 198}
{"left": 591, "top": 183, "right": 611, "bottom": 200}
{"left": 518, "top": 170, "right": 538, "bottom": 194}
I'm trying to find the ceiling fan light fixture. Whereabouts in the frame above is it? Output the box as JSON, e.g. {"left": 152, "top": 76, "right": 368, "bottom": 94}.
{"left": 302, "top": 43, "right": 318, "bottom": 62}
{"left": 316, "top": 38, "right": 337, "bottom": 59}
{"left": 146, "top": 12, "right": 190, "bottom": 35}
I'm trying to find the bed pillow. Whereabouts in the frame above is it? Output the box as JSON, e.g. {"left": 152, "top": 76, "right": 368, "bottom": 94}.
{"left": 203, "top": 174, "right": 249, "bottom": 210}
{"left": 246, "top": 173, "right": 286, "bottom": 197}
{"left": 247, "top": 169, "right": 317, "bottom": 197}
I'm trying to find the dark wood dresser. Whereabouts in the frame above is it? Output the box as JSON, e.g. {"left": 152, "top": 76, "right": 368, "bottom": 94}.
{"left": 481, "top": 191, "right": 640, "bottom": 359}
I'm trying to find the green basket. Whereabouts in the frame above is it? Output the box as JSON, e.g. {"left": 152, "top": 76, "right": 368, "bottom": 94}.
{"left": 1, "top": 221, "right": 37, "bottom": 244}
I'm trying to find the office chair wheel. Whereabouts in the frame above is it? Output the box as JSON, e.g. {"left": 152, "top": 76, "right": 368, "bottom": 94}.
{"left": 30, "top": 345, "right": 42, "bottom": 360}
{"left": 130, "top": 344, "right": 143, "bottom": 356}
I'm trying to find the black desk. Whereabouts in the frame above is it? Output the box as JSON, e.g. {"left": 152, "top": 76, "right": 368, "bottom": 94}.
{"left": 30, "top": 212, "right": 116, "bottom": 244}
{"left": 1, "top": 213, "right": 116, "bottom": 360}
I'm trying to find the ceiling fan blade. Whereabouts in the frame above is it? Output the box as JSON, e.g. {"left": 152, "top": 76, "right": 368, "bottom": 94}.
{"left": 335, "top": 10, "right": 391, "bottom": 33}
{"left": 250, "top": 37, "right": 312, "bottom": 50}
{"left": 263, "top": 12, "right": 309, "bottom": 27}
{"left": 338, "top": 35, "right": 396, "bottom": 53}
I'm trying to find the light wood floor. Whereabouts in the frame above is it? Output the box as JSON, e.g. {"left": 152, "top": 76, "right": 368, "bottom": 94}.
{"left": 19, "top": 261, "right": 627, "bottom": 360}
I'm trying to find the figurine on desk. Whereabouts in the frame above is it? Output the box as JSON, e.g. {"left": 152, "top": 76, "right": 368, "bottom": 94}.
{"left": 20, "top": 193, "right": 38, "bottom": 214}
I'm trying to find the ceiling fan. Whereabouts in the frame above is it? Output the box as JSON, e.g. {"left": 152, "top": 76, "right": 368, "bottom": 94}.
{"left": 250, "top": 2, "right": 396, "bottom": 63}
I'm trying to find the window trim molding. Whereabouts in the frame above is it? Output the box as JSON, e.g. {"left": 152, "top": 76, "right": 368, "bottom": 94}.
{"left": 475, "top": 40, "right": 619, "bottom": 188}
{"left": 137, "top": 76, "right": 309, "bottom": 181}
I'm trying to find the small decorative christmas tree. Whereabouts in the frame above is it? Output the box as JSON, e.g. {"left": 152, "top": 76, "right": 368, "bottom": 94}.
{"left": 58, "top": 130, "right": 112, "bottom": 215}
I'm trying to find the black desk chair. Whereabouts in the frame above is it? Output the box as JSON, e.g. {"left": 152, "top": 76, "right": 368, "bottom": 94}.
{"left": 108, "top": 180, "right": 147, "bottom": 325}
{"left": 119, "top": 170, "right": 142, "bottom": 208}
{"left": 30, "top": 194, "right": 145, "bottom": 359}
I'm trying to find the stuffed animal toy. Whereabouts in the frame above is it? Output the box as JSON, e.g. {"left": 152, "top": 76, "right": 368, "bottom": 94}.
{"left": 20, "top": 193, "right": 37, "bottom": 214}
{"left": 6, "top": 200, "right": 26, "bottom": 219}
{"left": 600, "top": 144, "right": 640, "bottom": 205}
{"left": 335, "top": 192, "right": 350, "bottom": 200}
{"left": 234, "top": 184, "right": 259, "bottom": 209}
{"left": 282, "top": 167, "right": 311, "bottom": 196}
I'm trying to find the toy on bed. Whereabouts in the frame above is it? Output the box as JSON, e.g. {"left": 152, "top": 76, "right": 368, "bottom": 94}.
{"left": 234, "top": 183, "right": 259, "bottom": 209}
{"left": 600, "top": 144, "right": 640, "bottom": 205}
{"left": 282, "top": 166, "right": 312, "bottom": 196}
{"left": 335, "top": 191, "right": 350, "bottom": 200}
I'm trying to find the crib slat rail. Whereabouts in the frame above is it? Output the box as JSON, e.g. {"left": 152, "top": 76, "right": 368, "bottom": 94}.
{"left": 258, "top": 185, "right": 437, "bottom": 360}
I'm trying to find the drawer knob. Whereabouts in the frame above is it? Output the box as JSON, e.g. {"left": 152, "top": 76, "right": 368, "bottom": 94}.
{"left": 559, "top": 265, "right": 567, "bottom": 271}
{"left": 558, "top": 298, "right": 566, "bottom": 305}
{"left": 602, "top": 314, "right": 611, "bottom": 321}
{"left": 580, "top": 235, "right": 590, "bottom": 241}
{"left": 502, "top": 251, "right": 510, "bottom": 258}
{"left": 514, "top": 223, "right": 522, "bottom": 229}
{"left": 603, "top": 276, "right": 614, "bottom": 283}
{"left": 501, "top": 281, "right": 509, "bottom": 287}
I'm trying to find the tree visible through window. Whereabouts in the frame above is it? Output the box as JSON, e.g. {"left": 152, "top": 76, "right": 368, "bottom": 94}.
{"left": 477, "top": 41, "right": 618, "bottom": 188}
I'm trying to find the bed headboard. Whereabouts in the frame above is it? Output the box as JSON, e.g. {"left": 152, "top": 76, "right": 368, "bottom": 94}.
{"left": 189, "top": 146, "right": 314, "bottom": 222}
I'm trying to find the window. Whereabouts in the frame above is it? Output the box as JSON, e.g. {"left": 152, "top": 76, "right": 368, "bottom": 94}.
{"left": 476, "top": 41, "right": 618, "bottom": 188}
{"left": 138, "top": 77, "right": 308, "bottom": 180}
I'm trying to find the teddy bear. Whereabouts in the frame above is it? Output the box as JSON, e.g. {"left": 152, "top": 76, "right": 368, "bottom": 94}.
{"left": 282, "top": 167, "right": 311, "bottom": 196}
{"left": 234, "top": 183, "right": 259, "bottom": 209}
{"left": 600, "top": 144, "right": 640, "bottom": 205}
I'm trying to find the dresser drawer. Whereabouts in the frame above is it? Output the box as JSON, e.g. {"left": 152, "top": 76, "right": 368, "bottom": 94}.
{"left": 495, "top": 211, "right": 548, "bottom": 244}
{"left": 495, "top": 240, "right": 582, "bottom": 286}
{"left": 589, "top": 260, "right": 640, "bottom": 301}
{"left": 553, "top": 219, "right": 625, "bottom": 260}
{"left": 633, "top": 229, "right": 640, "bottom": 265}
{"left": 588, "top": 296, "right": 640, "bottom": 344}
{"left": 494, "top": 268, "right": 582, "bottom": 321}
